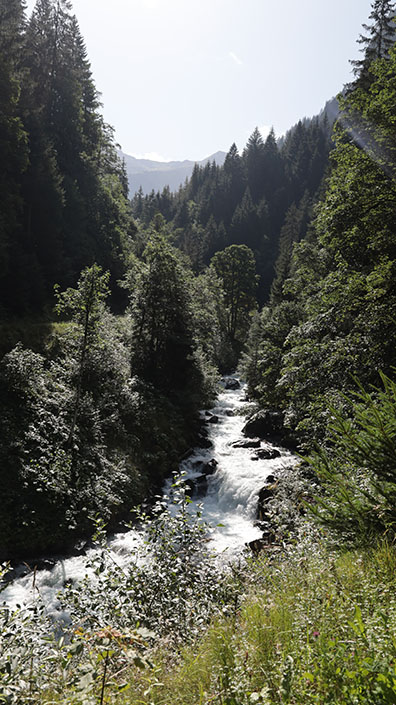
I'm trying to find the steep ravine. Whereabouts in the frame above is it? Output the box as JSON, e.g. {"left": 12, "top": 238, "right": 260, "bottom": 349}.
{"left": 1, "top": 377, "right": 296, "bottom": 611}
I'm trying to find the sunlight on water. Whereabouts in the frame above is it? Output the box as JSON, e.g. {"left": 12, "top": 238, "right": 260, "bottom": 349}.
{"left": 1, "top": 378, "right": 296, "bottom": 609}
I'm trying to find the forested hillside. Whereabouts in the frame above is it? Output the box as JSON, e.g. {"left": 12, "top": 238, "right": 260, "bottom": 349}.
{"left": 243, "top": 0, "right": 396, "bottom": 458}
{"left": 0, "top": 0, "right": 236, "bottom": 557}
{"left": 0, "top": 0, "right": 136, "bottom": 317}
{"left": 132, "top": 102, "right": 337, "bottom": 302}
{"left": 4, "top": 1, "right": 396, "bottom": 704}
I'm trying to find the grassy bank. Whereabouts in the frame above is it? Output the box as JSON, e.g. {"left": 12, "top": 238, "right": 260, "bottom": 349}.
{"left": 120, "top": 541, "right": 396, "bottom": 705}
{"left": 7, "top": 538, "right": 396, "bottom": 704}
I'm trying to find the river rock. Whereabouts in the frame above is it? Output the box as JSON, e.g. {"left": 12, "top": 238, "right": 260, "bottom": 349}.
{"left": 242, "top": 410, "right": 284, "bottom": 438}
{"left": 225, "top": 409, "right": 234, "bottom": 417}
{"left": 185, "top": 474, "right": 208, "bottom": 498}
{"left": 224, "top": 378, "right": 240, "bottom": 390}
{"left": 208, "top": 415, "right": 219, "bottom": 424}
{"left": 196, "top": 435, "right": 213, "bottom": 449}
{"left": 192, "top": 458, "right": 218, "bottom": 475}
{"left": 247, "top": 538, "right": 267, "bottom": 555}
{"left": 252, "top": 446, "right": 281, "bottom": 460}
{"left": 257, "top": 479, "right": 278, "bottom": 521}
{"left": 232, "top": 438, "right": 261, "bottom": 449}
{"left": 202, "top": 459, "right": 218, "bottom": 475}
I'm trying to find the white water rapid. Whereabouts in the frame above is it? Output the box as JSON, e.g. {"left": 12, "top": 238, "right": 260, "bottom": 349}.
{"left": 1, "top": 378, "right": 296, "bottom": 612}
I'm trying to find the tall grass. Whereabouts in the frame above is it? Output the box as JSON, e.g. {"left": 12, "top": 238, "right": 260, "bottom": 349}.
{"left": 122, "top": 541, "right": 396, "bottom": 705}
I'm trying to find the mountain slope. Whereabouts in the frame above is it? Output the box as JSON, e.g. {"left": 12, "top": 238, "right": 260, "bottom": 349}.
{"left": 120, "top": 150, "right": 227, "bottom": 195}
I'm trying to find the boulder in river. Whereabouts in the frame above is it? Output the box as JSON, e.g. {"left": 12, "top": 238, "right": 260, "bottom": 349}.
{"left": 232, "top": 438, "right": 261, "bottom": 449}
{"left": 252, "top": 446, "right": 281, "bottom": 460}
{"left": 202, "top": 458, "right": 218, "bottom": 475}
{"left": 246, "top": 535, "right": 278, "bottom": 555}
{"left": 196, "top": 435, "right": 213, "bottom": 449}
{"left": 223, "top": 378, "right": 240, "bottom": 390}
{"left": 257, "top": 478, "right": 278, "bottom": 522}
{"left": 185, "top": 474, "right": 208, "bottom": 498}
{"left": 242, "top": 410, "right": 284, "bottom": 438}
{"left": 192, "top": 458, "right": 218, "bottom": 475}
{"left": 208, "top": 415, "right": 219, "bottom": 424}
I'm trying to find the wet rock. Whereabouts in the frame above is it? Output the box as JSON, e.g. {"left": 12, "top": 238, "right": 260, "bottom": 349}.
{"left": 257, "top": 479, "right": 278, "bottom": 522}
{"left": 253, "top": 446, "right": 281, "bottom": 461}
{"left": 247, "top": 538, "right": 266, "bottom": 555}
{"left": 191, "top": 458, "right": 218, "bottom": 475}
{"left": 225, "top": 409, "right": 234, "bottom": 417}
{"left": 185, "top": 474, "right": 208, "bottom": 498}
{"left": 223, "top": 378, "right": 240, "bottom": 390}
{"left": 251, "top": 455, "right": 259, "bottom": 461}
{"left": 208, "top": 415, "right": 219, "bottom": 424}
{"left": 258, "top": 485, "right": 275, "bottom": 504}
{"left": 247, "top": 528, "right": 277, "bottom": 555}
{"left": 242, "top": 410, "right": 284, "bottom": 439}
{"left": 202, "top": 459, "right": 218, "bottom": 475}
{"left": 232, "top": 438, "right": 261, "bottom": 449}
{"left": 247, "top": 538, "right": 275, "bottom": 555}
{"left": 184, "top": 479, "right": 193, "bottom": 496}
{"left": 196, "top": 436, "right": 213, "bottom": 449}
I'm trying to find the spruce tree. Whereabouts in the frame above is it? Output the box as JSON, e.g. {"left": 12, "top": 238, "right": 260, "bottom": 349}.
{"left": 243, "top": 127, "right": 265, "bottom": 203}
{"left": 350, "top": 0, "right": 396, "bottom": 86}
{"left": 0, "top": 0, "right": 29, "bottom": 312}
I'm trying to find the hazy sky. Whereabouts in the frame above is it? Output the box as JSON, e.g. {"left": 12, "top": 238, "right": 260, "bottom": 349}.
{"left": 26, "top": 0, "right": 373, "bottom": 161}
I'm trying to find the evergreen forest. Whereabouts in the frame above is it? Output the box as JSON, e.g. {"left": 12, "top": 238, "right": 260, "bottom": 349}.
{"left": 3, "top": 1, "right": 396, "bottom": 703}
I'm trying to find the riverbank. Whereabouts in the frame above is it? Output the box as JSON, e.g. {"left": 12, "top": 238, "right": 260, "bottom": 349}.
{"left": 1, "top": 377, "right": 295, "bottom": 609}
{"left": 122, "top": 539, "right": 396, "bottom": 705}
{"left": 4, "top": 534, "right": 396, "bottom": 704}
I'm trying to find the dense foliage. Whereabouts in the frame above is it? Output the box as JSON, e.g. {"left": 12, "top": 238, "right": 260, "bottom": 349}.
{"left": 132, "top": 111, "right": 335, "bottom": 303}
{"left": 0, "top": 233, "right": 231, "bottom": 556}
{"left": 0, "top": 0, "right": 134, "bottom": 317}
{"left": 243, "top": 3, "right": 396, "bottom": 453}
{"left": 0, "top": 1, "right": 233, "bottom": 557}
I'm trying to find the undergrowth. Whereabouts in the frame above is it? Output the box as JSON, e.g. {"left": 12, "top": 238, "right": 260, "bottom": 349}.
{"left": 124, "top": 540, "right": 396, "bottom": 705}
{"left": 3, "top": 527, "right": 396, "bottom": 703}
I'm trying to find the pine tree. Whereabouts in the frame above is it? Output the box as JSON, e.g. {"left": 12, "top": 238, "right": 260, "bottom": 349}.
{"left": 243, "top": 127, "right": 265, "bottom": 203}
{"left": 261, "top": 128, "right": 284, "bottom": 201}
{"left": 230, "top": 187, "right": 262, "bottom": 250}
{"left": 222, "top": 143, "right": 246, "bottom": 222}
{"left": 270, "top": 194, "right": 312, "bottom": 304}
{"left": 13, "top": 0, "right": 134, "bottom": 309}
{"left": 128, "top": 233, "right": 202, "bottom": 396}
{"left": 350, "top": 0, "right": 396, "bottom": 86}
{"left": 0, "top": 0, "right": 29, "bottom": 312}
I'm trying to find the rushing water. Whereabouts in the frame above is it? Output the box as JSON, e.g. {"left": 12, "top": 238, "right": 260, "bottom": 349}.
{"left": 1, "top": 378, "right": 296, "bottom": 612}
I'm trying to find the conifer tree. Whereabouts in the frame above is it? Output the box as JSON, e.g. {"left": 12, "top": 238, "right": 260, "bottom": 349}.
{"left": 261, "top": 128, "right": 284, "bottom": 201}
{"left": 222, "top": 143, "right": 246, "bottom": 222}
{"left": 243, "top": 127, "right": 265, "bottom": 203}
{"left": 270, "top": 193, "right": 312, "bottom": 304}
{"left": 350, "top": 0, "right": 396, "bottom": 86}
{"left": 129, "top": 232, "right": 201, "bottom": 396}
{"left": 0, "top": 0, "right": 29, "bottom": 312}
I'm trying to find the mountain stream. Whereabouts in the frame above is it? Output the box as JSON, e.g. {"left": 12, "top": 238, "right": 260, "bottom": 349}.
{"left": 1, "top": 378, "right": 296, "bottom": 613}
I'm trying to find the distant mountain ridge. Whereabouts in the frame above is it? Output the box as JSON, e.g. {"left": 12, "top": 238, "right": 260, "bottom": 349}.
{"left": 120, "top": 150, "right": 227, "bottom": 195}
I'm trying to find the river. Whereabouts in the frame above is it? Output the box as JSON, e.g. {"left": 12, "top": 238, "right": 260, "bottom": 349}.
{"left": 1, "top": 377, "right": 296, "bottom": 613}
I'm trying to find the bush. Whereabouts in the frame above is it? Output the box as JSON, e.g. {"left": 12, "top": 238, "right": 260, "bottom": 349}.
{"left": 306, "top": 372, "right": 396, "bottom": 541}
